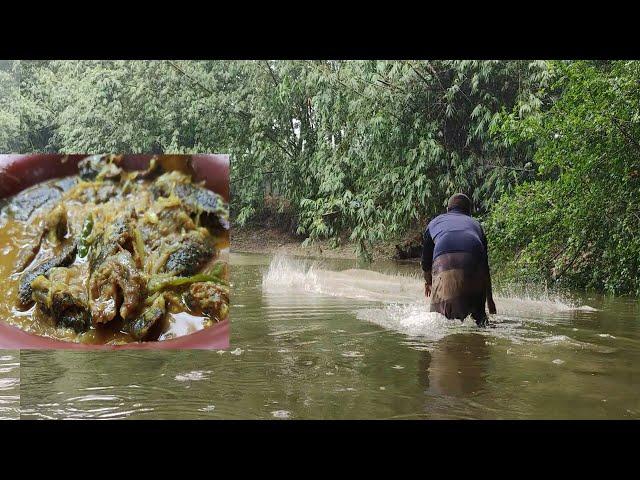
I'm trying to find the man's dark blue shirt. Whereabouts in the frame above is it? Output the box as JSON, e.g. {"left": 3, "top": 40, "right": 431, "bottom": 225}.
{"left": 421, "top": 207, "right": 488, "bottom": 274}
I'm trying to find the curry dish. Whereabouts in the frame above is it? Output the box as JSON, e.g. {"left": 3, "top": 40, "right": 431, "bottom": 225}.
{"left": 0, "top": 155, "right": 229, "bottom": 344}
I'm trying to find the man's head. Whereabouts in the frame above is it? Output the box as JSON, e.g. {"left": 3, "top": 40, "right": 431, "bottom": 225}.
{"left": 447, "top": 193, "right": 472, "bottom": 215}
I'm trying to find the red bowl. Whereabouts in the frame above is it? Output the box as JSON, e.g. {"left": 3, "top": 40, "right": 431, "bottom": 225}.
{"left": 0, "top": 154, "right": 230, "bottom": 350}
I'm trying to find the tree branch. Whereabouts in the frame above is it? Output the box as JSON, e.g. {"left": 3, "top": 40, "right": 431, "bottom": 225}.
{"left": 166, "top": 60, "right": 215, "bottom": 96}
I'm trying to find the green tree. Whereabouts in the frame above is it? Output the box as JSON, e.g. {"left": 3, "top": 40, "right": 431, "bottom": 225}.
{"left": 16, "top": 60, "right": 252, "bottom": 154}
{"left": 0, "top": 60, "right": 21, "bottom": 152}
{"left": 231, "top": 60, "right": 551, "bottom": 258}
{"left": 487, "top": 61, "right": 640, "bottom": 295}
{"left": 5, "top": 60, "right": 553, "bottom": 261}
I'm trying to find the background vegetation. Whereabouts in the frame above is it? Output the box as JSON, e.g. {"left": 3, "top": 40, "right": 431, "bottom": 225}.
{"left": 1, "top": 60, "right": 638, "bottom": 294}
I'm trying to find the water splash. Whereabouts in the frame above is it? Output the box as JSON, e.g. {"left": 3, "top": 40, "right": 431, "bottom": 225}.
{"left": 263, "top": 254, "right": 425, "bottom": 302}
{"left": 262, "top": 254, "right": 600, "bottom": 346}
{"left": 356, "top": 304, "right": 454, "bottom": 342}
{"left": 271, "top": 410, "right": 291, "bottom": 419}
{"left": 174, "top": 371, "right": 212, "bottom": 382}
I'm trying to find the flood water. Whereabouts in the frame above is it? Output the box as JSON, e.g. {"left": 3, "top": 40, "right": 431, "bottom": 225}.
{"left": 4, "top": 251, "right": 640, "bottom": 419}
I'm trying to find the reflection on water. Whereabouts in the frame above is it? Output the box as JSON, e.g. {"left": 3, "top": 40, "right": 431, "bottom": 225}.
{"left": 7, "top": 252, "right": 640, "bottom": 419}
{"left": 421, "top": 333, "right": 490, "bottom": 397}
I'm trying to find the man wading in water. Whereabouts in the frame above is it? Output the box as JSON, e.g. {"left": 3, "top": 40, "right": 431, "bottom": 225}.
{"left": 421, "top": 193, "right": 497, "bottom": 326}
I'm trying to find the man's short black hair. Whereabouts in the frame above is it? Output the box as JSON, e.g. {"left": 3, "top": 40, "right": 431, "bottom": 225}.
{"left": 447, "top": 193, "right": 472, "bottom": 214}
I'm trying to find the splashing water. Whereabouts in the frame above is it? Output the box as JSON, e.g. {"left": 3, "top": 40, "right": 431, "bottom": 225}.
{"left": 262, "top": 254, "right": 598, "bottom": 344}
{"left": 356, "top": 304, "right": 471, "bottom": 342}
{"left": 263, "top": 254, "right": 423, "bottom": 302}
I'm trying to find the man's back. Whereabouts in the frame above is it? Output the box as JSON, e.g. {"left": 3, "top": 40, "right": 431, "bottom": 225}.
{"left": 426, "top": 210, "right": 486, "bottom": 261}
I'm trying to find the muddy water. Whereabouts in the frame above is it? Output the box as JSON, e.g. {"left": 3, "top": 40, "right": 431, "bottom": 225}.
{"left": 0, "top": 352, "right": 19, "bottom": 419}
{"left": 7, "top": 252, "right": 640, "bottom": 419}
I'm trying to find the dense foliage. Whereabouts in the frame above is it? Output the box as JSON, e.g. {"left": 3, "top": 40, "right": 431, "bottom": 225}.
{"left": 486, "top": 61, "right": 640, "bottom": 295}
{"left": 230, "top": 60, "right": 550, "bottom": 258}
{"left": 0, "top": 60, "right": 20, "bottom": 152}
{"left": 10, "top": 60, "right": 252, "bottom": 154}
{"left": 0, "top": 60, "right": 638, "bottom": 293}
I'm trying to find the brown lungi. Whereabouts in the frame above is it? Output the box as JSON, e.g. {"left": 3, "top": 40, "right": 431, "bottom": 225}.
{"left": 430, "top": 251, "right": 488, "bottom": 325}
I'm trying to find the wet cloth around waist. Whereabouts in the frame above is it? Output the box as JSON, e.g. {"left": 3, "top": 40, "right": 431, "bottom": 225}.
{"left": 430, "top": 252, "right": 488, "bottom": 324}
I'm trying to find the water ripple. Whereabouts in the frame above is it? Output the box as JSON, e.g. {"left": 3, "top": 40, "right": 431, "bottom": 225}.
{"left": 0, "top": 351, "right": 19, "bottom": 420}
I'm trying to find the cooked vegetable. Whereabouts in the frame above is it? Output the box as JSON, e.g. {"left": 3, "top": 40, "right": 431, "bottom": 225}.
{"left": 202, "top": 261, "right": 226, "bottom": 278}
{"left": 185, "top": 282, "right": 229, "bottom": 319}
{"left": 45, "top": 203, "right": 68, "bottom": 243}
{"left": 132, "top": 226, "right": 146, "bottom": 265}
{"left": 78, "top": 154, "right": 123, "bottom": 181}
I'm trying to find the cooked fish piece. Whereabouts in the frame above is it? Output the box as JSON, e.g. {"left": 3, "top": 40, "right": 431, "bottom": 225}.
{"left": 7, "top": 184, "right": 62, "bottom": 222}
{"left": 14, "top": 203, "right": 69, "bottom": 272}
{"left": 163, "top": 230, "right": 215, "bottom": 276}
{"left": 14, "top": 229, "right": 46, "bottom": 273}
{"left": 89, "top": 250, "right": 145, "bottom": 325}
{"left": 128, "top": 295, "right": 166, "bottom": 340}
{"left": 89, "top": 215, "right": 135, "bottom": 272}
{"left": 31, "top": 270, "right": 91, "bottom": 333}
{"left": 174, "top": 183, "right": 229, "bottom": 231}
{"left": 152, "top": 171, "right": 229, "bottom": 232}
{"left": 18, "top": 241, "right": 78, "bottom": 308}
{"left": 53, "top": 176, "right": 79, "bottom": 192}
{"left": 71, "top": 182, "right": 120, "bottom": 204}
{"left": 154, "top": 204, "right": 196, "bottom": 239}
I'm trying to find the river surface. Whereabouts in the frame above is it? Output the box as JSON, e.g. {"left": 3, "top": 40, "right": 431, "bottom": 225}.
{"left": 3, "top": 251, "right": 640, "bottom": 419}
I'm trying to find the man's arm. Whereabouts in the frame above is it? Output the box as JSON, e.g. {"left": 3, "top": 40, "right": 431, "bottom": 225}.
{"left": 480, "top": 228, "right": 496, "bottom": 314}
{"left": 486, "top": 270, "right": 496, "bottom": 314}
{"left": 421, "top": 227, "right": 435, "bottom": 297}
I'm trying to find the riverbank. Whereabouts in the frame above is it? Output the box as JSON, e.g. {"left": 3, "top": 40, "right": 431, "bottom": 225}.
{"left": 232, "top": 226, "right": 415, "bottom": 262}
